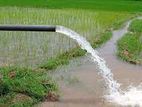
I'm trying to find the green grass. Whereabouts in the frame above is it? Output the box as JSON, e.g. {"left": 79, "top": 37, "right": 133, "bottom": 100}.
{"left": 0, "top": 92, "right": 34, "bottom": 107}
{"left": 117, "top": 19, "right": 142, "bottom": 64}
{"left": 40, "top": 31, "right": 112, "bottom": 70}
{"left": 0, "top": 0, "right": 142, "bottom": 12}
{"left": 0, "top": 67, "right": 58, "bottom": 107}
{"left": 129, "top": 19, "right": 142, "bottom": 32}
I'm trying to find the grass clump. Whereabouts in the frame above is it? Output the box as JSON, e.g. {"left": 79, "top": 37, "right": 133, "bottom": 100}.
{"left": 0, "top": 92, "right": 34, "bottom": 107}
{"left": 40, "top": 47, "right": 86, "bottom": 70}
{"left": 117, "top": 19, "right": 142, "bottom": 64}
{"left": 0, "top": 67, "right": 58, "bottom": 107}
{"left": 92, "top": 31, "right": 112, "bottom": 48}
{"left": 129, "top": 19, "right": 142, "bottom": 33}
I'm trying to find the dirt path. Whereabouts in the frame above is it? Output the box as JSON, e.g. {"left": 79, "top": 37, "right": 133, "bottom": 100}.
{"left": 38, "top": 20, "right": 142, "bottom": 107}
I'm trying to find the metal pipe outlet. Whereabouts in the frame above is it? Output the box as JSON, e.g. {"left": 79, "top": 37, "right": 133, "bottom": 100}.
{"left": 0, "top": 25, "right": 56, "bottom": 32}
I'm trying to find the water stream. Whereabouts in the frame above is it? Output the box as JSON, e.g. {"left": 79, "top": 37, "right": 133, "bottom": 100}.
{"left": 56, "top": 18, "right": 142, "bottom": 106}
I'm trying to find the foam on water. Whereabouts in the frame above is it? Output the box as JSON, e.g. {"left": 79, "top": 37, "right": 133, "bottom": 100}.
{"left": 56, "top": 25, "right": 142, "bottom": 106}
{"left": 107, "top": 84, "right": 142, "bottom": 106}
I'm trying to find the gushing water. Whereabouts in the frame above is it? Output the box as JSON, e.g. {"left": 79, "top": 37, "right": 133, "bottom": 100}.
{"left": 56, "top": 25, "right": 142, "bottom": 106}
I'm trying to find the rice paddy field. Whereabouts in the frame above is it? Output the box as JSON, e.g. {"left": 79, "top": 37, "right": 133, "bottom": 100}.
{"left": 0, "top": 7, "right": 134, "bottom": 68}
{"left": 0, "top": 0, "right": 142, "bottom": 106}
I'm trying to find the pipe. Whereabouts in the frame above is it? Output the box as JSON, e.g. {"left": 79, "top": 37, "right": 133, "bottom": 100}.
{"left": 0, "top": 25, "right": 56, "bottom": 32}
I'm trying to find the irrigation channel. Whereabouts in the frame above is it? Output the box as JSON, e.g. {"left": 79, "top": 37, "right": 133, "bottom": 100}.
{"left": 40, "top": 18, "right": 142, "bottom": 107}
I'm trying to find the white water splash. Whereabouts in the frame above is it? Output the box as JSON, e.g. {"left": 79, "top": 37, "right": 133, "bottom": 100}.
{"left": 107, "top": 84, "right": 142, "bottom": 106}
{"left": 56, "top": 25, "right": 142, "bottom": 106}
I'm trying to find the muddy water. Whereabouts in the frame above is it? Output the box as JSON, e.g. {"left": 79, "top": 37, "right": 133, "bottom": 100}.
{"left": 39, "top": 21, "right": 142, "bottom": 107}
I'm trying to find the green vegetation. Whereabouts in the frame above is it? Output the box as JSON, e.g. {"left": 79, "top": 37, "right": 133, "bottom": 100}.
{"left": 40, "top": 47, "right": 86, "bottom": 70}
{"left": 0, "top": 92, "right": 34, "bottom": 107}
{"left": 129, "top": 19, "right": 142, "bottom": 32}
{"left": 0, "top": 0, "right": 142, "bottom": 12}
{"left": 0, "top": 67, "right": 58, "bottom": 107}
{"left": 117, "top": 19, "right": 142, "bottom": 64}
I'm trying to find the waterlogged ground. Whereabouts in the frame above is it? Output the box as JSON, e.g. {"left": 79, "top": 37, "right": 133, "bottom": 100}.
{"left": 39, "top": 20, "right": 142, "bottom": 107}
{"left": 0, "top": 7, "right": 133, "bottom": 67}
{"left": 38, "top": 56, "right": 113, "bottom": 107}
